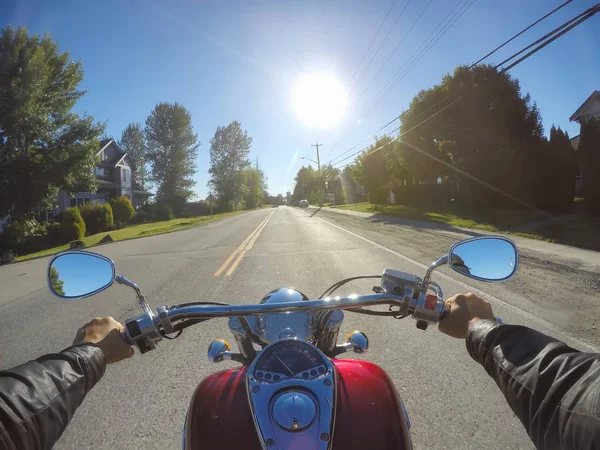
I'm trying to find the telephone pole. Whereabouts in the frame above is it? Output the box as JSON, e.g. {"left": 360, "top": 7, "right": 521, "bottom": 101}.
{"left": 311, "top": 142, "right": 322, "bottom": 172}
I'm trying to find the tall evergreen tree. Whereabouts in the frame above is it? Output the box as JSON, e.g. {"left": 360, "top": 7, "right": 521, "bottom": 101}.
{"left": 119, "top": 123, "right": 148, "bottom": 189}
{"left": 578, "top": 118, "right": 600, "bottom": 215}
{"left": 145, "top": 102, "right": 199, "bottom": 200}
{"left": 0, "top": 26, "right": 104, "bottom": 218}
{"left": 208, "top": 121, "right": 252, "bottom": 204}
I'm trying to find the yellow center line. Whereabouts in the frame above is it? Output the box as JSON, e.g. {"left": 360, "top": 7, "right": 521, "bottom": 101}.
{"left": 225, "top": 210, "right": 274, "bottom": 276}
{"left": 213, "top": 212, "right": 273, "bottom": 277}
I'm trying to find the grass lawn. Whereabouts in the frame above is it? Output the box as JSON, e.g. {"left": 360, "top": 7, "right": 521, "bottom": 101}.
{"left": 334, "top": 203, "right": 600, "bottom": 251}
{"left": 14, "top": 211, "right": 246, "bottom": 262}
{"left": 334, "top": 203, "right": 545, "bottom": 231}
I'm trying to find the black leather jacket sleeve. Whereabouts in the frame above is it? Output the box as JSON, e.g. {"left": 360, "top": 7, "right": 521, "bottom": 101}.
{"left": 0, "top": 343, "right": 106, "bottom": 450}
{"left": 467, "top": 320, "right": 600, "bottom": 450}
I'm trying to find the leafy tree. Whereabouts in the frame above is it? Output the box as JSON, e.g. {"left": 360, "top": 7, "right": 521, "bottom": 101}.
{"left": 292, "top": 166, "right": 320, "bottom": 201}
{"left": 49, "top": 266, "right": 65, "bottom": 296}
{"left": 145, "top": 102, "right": 199, "bottom": 200}
{"left": 234, "top": 168, "right": 264, "bottom": 209}
{"left": 208, "top": 121, "right": 252, "bottom": 204}
{"left": 399, "top": 65, "right": 546, "bottom": 208}
{"left": 119, "top": 123, "right": 148, "bottom": 189}
{"left": 578, "top": 118, "right": 600, "bottom": 215}
{"left": 353, "top": 136, "right": 401, "bottom": 204}
{"left": 0, "top": 26, "right": 105, "bottom": 219}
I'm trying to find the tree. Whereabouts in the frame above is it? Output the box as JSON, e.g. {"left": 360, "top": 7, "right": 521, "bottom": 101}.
{"left": 208, "top": 121, "right": 252, "bottom": 204}
{"left": 543, "top": 126, "right": 576, "bottom": 212}
{"left": 119, "top": 123, "right": 148, "bottom": 189}
{"left": 0, "top": 26, "right": 105, "bottom": 219}
{"left": 145, "top": 102, "right": 199, "bottom": 200}
{"left": 49, "top": 266, "right": 65, "bottom": 296}
{"left": 292, "top": 166, "right": 319, "bottom": 202}
{"left": 578, "top": 118, "right": 600, "bottom": 215}
{"left": 399, "top": 65, "right": 547, "bottom": 209}
{"left": 353, "top": 136, "right": 402, "bottom": 204}
{"left": 234, "top": 168, "right": 264, "bottom": 209}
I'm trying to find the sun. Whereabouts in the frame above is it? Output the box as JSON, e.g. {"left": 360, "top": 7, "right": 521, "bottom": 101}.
{"left": 292, "top": 73, "right": 348, "bottom": 129}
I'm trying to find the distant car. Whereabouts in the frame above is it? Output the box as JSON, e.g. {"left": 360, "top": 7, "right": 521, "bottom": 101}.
{"left": 299, "top": 199, "right": 308, "bottom": 207}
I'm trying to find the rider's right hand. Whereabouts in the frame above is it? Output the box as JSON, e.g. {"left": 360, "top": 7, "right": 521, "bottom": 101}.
{"left": 438, "top": 293, "right": 495, "bottom": 339}
{"left": 73, "top": 316, "right": 134, "bottom": 364}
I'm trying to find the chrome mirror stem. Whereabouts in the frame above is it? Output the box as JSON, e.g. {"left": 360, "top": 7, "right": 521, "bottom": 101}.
{"left": 421, "top": 255, "right": 448, "bottom": 288}
{"left": 116, "top": 274, "right": 153, "bottom": 316}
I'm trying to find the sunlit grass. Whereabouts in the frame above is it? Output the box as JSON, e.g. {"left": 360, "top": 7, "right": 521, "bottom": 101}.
{"left": 14, "top": 211, "right": 245, "bottom": 262}
{"left": 333, "top": 203, "right": 600, "bottom": 251}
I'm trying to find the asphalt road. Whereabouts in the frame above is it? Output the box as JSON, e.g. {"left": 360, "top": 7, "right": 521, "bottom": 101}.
{"left": 1, "top": 206, "right": 598, "bottom": 449}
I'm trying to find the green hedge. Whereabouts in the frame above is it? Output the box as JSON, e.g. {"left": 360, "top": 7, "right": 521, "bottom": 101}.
{"left": 80, "top": 203, "right": 114, "bottom": 235}
{"left": 60, "top": 207, "right": 86, "bottom": 241}
{"left": 110, "top": 196, "right": 134, "bottom": 223}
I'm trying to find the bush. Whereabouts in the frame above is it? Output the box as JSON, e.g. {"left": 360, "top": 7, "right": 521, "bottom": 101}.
{"left": 185, "top": 201, "right": 211, "bottom": 217}
{"left": 0, "top": 219, "right": 47, "bottom": 253}
{"left": 110, "top": 196, "right": 135, "bottom": 223}
{"left": 157, "top": 194, "right": 186, "bottom": 218}
{"left": 130, "top": 210, "right": 148, "bottom": 224}
{"left": 80, "top": 203, "right": 114, "bottom": 235}
{"left": 60, "top": 207, "right": 86, "bottom": 241}
{"left": 153, "top": 203, "right": 175, "bottom": 221}
{"left": 47, "top": 222, "right": 62, "bottom": 245}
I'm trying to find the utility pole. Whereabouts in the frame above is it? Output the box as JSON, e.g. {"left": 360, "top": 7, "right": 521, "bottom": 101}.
{"left": 311, "top": 142, "right": 322, "bottom": 172}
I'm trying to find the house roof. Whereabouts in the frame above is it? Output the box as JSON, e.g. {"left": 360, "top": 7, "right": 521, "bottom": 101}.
{"left": 133, "top": 182, "right": 153, "bottom": 196}
{"left": 570, "top": 90, "right": 600, "bottom": 122}
{"left": 570, "top": 134, "right": 581, "bottom": 150}
{"left": 97, "top": 179, "right": 120, "bottom": 189}
{"left": 96, "top": 138, "right": 132, "bottom": 168}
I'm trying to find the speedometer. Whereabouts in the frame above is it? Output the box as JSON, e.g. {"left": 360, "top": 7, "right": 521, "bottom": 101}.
{"left": 254, "top": 340, "right": 326, "bottom": 381}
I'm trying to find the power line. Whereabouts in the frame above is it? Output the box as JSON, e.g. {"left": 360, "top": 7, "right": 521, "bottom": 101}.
{"left": 352, "top": 0, "right": 435, "bottom": 109}
{"left": 345, "top": 0, "right": 414, "bottom": 100}
{"left": 327, "top": 0, "right": 473, "bottom": 164}
{"left": 331, "top": 3, "right": 600, "bottom": 169}
{"left": 327, "top": 0, "right": 581, "bottom": 166}
{"left": 345, "top": 0, "right": 399, "bottom": 93}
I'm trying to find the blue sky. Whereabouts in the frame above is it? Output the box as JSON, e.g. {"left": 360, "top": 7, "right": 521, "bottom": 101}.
{"left": 3, "top": 0, "right": 599, "bottom": 198}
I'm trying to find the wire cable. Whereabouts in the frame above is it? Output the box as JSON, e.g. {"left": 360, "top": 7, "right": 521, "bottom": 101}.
{"left": 327, "top": 0, "right": 589, "bottom": 167}
{"left": 326, "top": 0, "right": 473, "bottom": 163}
{"left": 331, "top": 3, "right": 600, "bottom": 169}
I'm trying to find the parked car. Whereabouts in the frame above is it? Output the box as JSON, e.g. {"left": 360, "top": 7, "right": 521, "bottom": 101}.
{"left": 299, "top": 199, "right": 309, "bottom": 207}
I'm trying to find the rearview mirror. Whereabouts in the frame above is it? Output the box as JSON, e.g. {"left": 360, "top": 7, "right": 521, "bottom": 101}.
{"left": 48, "top": 251, "right": 115, "bottom": 299}
{"left": 449, "top": 237, "right": 518, "bottom": 282}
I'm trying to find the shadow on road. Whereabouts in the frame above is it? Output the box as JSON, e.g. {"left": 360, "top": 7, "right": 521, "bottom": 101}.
{"left": 310, "top": 207, "right": 322, "bottom": 217}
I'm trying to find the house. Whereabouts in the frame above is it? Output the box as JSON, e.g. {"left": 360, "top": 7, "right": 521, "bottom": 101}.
{"left": 569, "top": 90, "right": 600, "bottom": 194}
{"left": 47, "top": 138, "right": 151, "bottom": 220}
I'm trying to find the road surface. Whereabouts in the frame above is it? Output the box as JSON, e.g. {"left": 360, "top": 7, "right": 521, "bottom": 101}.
{"left": 1, "top": 206, "right": 598, "bottom": 449}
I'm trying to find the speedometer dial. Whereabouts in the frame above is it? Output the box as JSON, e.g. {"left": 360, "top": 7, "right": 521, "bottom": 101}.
{"left": 254, "top": 341, "right": 325, "bottom": 380}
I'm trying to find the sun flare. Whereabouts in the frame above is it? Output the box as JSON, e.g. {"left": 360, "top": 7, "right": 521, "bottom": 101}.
{"left": 292, "top": 73, "right": 347, "bottom": 129}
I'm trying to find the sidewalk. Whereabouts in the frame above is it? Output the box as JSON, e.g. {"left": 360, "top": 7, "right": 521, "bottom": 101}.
{"left": 308, "top": 206, "right": 600, "bottom": 269}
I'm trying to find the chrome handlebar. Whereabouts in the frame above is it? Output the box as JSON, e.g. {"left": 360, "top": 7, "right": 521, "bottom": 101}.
{"left": 124, "top": 289, "right": 446, "bottom": 354}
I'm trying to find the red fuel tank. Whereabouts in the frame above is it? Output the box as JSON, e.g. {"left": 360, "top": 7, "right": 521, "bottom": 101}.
{"left": 184, "top": 359, "right": 412, "bottom": 450}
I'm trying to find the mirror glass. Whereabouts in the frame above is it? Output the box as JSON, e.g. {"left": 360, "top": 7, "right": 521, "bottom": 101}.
{"left": 449, "top": 238, "right": 517, "bottom": 281}
{"left": 48, "top": 252, "right": 114, "bottom": 299}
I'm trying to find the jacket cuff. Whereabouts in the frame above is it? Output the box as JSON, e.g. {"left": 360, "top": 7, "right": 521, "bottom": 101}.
{"left": 466, "top": 319, "right": 503, "bottom": 364}
{"left": 63, "top": 343, "right": 107, "bottom": 392}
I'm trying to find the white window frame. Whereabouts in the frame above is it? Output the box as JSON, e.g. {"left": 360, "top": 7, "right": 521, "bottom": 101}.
{"left": 95, "top": 167, "right": 106, "bottom": 176}
{"left": 122, "top": 167, "right": 129, "bottom": 183}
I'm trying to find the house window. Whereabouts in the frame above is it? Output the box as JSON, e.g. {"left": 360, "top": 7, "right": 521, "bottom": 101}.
{"left": 122, "top": 167, "right": 128, "bottom": 183}
{"left": 47, "top": 209, "right": 55, "bottom": 222}
{"left": 95, "top": 167, "right": 106, "bottom": 176}
{"left": 70, "top": 197, "right": 91, "bottom": 207}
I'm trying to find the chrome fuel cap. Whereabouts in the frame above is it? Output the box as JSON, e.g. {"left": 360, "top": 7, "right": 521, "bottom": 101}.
{"left": 272, "top": 392, "right": 316, "bottom": 431}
